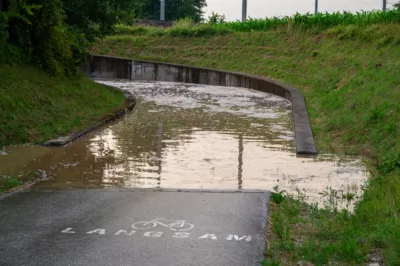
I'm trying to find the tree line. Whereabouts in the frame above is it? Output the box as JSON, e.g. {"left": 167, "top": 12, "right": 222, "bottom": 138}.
{"left": 1, "top": 0, "right": 397, "bottom": 77}
{"left": 0, "top": 0, "right": 206, "bottom": 76}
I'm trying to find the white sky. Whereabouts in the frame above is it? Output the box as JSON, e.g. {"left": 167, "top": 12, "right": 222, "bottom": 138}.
{"left": 203, "top": 0, "right": 397, "bottom": 21}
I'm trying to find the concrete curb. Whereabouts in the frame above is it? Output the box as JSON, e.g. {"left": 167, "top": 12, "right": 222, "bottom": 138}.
{"left": 43, "top": 92, "right": 136, "bottom": 147}
{"left": 83, "top": 54, "right": 318, "bottom": 155}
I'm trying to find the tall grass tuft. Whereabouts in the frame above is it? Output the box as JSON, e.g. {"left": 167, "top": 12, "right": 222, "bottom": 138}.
{"left": 214, "top": 10, "right": 400, "bottom": 32}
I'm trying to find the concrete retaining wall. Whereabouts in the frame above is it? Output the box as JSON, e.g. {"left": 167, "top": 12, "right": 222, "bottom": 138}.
{"left": 84, "top": 55, "right": 318, "bottom": 155}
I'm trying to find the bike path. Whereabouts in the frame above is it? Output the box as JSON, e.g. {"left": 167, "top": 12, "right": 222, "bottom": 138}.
{"left": 0, "top": 189, "right": 269, "bottom": 266}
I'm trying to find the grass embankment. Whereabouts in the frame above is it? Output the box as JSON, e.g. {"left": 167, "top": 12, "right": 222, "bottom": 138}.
{"left": 92, "top": 14, "right": 400, "bottom": 265}
{"left": 0, "top": 66, "right": 125, "bottom": 147}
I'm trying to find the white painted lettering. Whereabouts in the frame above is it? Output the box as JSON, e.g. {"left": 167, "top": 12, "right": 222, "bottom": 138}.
{"left": 198, "top": 234, "right": 217, "bottom": 240}
{"left": 61, "top": 228, "right": 76, "bottom": 234}
{"left": 144, "top": 231, "right": 163, "bottom": 237}
{"left": 172, "top": 232, "right": 190, "bottom": 239}
{"left": 226, "top": 235, "right": 252, "bottom": 241}
{"left": 86, "top": 229, "right": 106, "bottom": 235}
{"left": 115, "top": 230, "right": 136, "bottom": 236}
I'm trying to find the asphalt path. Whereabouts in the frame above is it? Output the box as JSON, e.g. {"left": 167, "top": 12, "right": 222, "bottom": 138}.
{"left": 0, "top": 189, "right": 269, "bottom": 266}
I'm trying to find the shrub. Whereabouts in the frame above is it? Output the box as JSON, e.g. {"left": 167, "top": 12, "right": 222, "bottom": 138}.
{"left": 207, "top": 11, "right": 226, "bottom": 25}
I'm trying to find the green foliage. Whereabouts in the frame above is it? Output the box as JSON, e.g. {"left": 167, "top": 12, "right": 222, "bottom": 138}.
{"left": 378, "top": 153, "right": 400, "bottom": 174}
{"left": 1, "top": 0, "right": 80, "bottom": 76}
{"left": 1, "top": 176, "right": 20, "bottom": 189}
{"left": 327, "top": 23, "right": 400, "bottom": 45}
{"left": 0, "top": 171, "right": 50, "bottom": 194}
{"left": 62, "top": 0, "right": 137, "bottom": 42}
{"left": 173, "top": 17, "right": 196, "bottom": 28}
{"left": 169, "top": 22, "right": 229, "bottom": 36}
{"left": 0, "top": 11, "right": 8, "bottom": 49}
{"left": 132, "top": 0, "right": 206, "bottom": 22}
{"left": 0, "top": 174, "right": 22, "bottom": 193}
{"left": 0, "top": 0, "right": 208, "bottom": 76}
{"left": 213, "top": 10, "right": 400, "bottom": 32}
{"left": 167, "top": 0, "right": 206, "bottom": 22}
{"left": 207, "top": 11, "right": 226, "bottom": 24}
{"left": 114, "top": 24, "right": 151, "bottom": 36}
{"left": 113, "top": 19, "right": 232, "bottom": 38}
{"left": 261, "top": 260, "right": 280, "bottom": 266}
{"left": 0, "top": 44, "right": 26, "bottom": 65}
{"left": 271, "top": 186, "right": 286, "bottom": 204}
{"left": 31, "top": 0, "right": 77, "bottom": 76}
{"left": 111, "top": 10, "right": 400, "bottom": 40}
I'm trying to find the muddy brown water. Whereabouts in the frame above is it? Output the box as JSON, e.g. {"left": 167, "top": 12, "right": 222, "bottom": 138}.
{"left": 0, "top": 81, "right": 368, "bottom": 209}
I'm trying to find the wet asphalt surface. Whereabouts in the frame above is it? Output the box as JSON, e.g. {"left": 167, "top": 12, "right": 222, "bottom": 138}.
{"left": 0, "top": 189, "right": 268, "bottom": 266}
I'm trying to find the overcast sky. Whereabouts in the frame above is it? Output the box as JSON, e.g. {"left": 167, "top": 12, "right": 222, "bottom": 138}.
{"left": 203, "top": 0, "right": 396, "bottom": 21}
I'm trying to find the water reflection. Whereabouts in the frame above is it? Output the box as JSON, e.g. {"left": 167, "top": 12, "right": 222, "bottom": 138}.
{"left": 0, "top": 81, "right": 368, "bottom": 209}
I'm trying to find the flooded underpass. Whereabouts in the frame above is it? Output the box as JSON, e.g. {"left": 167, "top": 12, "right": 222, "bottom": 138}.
{"left": 0, "top": 81, "right": 368, "bottom": 209}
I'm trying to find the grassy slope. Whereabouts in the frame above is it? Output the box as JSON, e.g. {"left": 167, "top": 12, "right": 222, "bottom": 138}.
{"left": 92, "top": 24, "right": 400, "bottom": 265}
{"left": 0, "top": 66, "right": 125, "bottom": 146}
{"left": 93, "top": 25, "right": 400, "bottom": 157}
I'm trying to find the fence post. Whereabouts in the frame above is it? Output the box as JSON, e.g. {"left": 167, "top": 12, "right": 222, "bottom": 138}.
{"left": 160, "top": 0, "right": 165, "bottom": 20}
{"left": 242, "top": 0, "right": 247, "bottom": 22}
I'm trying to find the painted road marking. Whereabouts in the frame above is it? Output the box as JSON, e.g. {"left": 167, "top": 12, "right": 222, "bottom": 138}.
{"left": 60, "top": 218, "right": 253, "bottom": 242}
{"left": 61, "top": 228, "right": 75, "bottom": 234}
{"left": 115, "top": 230, "right": 136, "bottom": 236}
{"left": 132, "top": 218, "right": 194, "bottom": 232}
{"left": 60, "top": 228, "right": 252, "bottom": 242}
{"left": 226, "top": 235, "right": 252, "bottom": 241}
{"left": 86, "top": 229, "right": 106, "bottom": 235}
{"left": 172, "top": 232, "right": 190, "bottom": 239}
{"left": 198, "top": 234, "right": 217, "bottom": 240}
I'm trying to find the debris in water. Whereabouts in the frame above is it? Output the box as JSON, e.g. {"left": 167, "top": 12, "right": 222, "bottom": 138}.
{"left": 59, "top": 162, "right": 81, "bottom": 167}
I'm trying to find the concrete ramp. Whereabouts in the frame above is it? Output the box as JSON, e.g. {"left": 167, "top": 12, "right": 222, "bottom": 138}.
{"left": 0, "top": 189, "right": 268, "bottom": 266}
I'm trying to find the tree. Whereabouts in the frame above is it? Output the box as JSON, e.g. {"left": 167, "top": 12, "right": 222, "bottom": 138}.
{"left": 394, "top": 1, "right": 400, "bottom": 10}
{"left": 132, "top": 0, "right": 207, "bottom": 22}
{"left": 0, "top": 0, "right": 78, "bottom": 75}
{"left": 207, "top": 11, "right": 226, "bottom": 24}
{"left": 166, "top": 0, "right": 207, "bottom": 22}
{"left": 62, "top": 0, "right": 136, "bottom": 42}
{"left": 0, "top": 0, "right": 208, "bottom": 77}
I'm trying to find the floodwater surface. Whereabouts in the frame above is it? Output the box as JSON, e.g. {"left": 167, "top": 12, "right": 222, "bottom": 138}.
{"left": 0, "top": 81, "right": 368, "bottom": 209}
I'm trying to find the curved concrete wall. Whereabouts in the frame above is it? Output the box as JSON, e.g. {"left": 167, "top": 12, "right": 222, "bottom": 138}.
{"left": 83, "top": 55, "right": 318, "bottom": 155}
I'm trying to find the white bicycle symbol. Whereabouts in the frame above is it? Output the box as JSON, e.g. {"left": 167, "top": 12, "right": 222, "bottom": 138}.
{"left": 132, "top": 218, "right": 194, "bottom": 232}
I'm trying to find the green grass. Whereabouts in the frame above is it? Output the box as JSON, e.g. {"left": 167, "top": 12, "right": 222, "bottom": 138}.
{"left": 114, "top": 10, "right": 400, "bottom": 37}
{"left": 215, "top": 10, "right": 400, "bottom": 32}
{"left": 0, "top": 66, "right": 125, "bottom": 147}
{"left": 0, "top": 175, "right": 21, "bottom": 194}
{"left": 92, "top": 22, "right": 400, "bottom": 264}
{"left": 0, "top": 171, "right": 44, "bottom": 194}
{"left": 113, "top": 22, "right": 232, "bottom": 38}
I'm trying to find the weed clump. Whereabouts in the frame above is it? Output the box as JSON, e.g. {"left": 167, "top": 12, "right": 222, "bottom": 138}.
{"left": 271, "top": 186, "right": 286, "bottom": 204}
